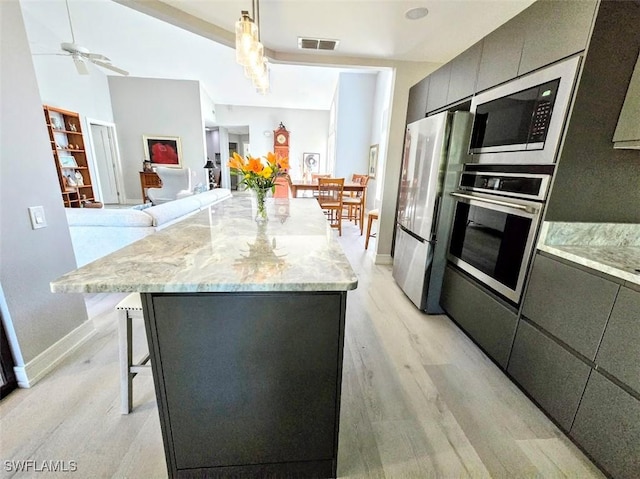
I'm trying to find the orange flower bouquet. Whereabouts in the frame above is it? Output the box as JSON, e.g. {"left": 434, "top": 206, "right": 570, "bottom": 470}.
{"left": 228, "top": 152, "right": 289, "bottom": 222}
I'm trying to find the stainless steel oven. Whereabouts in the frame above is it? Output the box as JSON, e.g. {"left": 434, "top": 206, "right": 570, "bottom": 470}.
{"left": 447, "top": 165, "right": 553, "bottom": 304}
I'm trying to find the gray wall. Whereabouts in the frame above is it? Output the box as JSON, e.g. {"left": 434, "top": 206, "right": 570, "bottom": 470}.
{"left": 0, "top": 2, "right": 88, "bottom": 364}
{"left": 546, "top": 1, "right": 640, "bottom": 223}
{"left": 108, "top": 77, "right": 208, "bottom": 202}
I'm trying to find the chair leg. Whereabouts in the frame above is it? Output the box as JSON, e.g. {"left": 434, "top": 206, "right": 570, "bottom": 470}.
{"left": 118, "top": 309, "right": 133, "bottom": 414}
{"left": 365, "top": 214, "right": 374, "bottom": 249}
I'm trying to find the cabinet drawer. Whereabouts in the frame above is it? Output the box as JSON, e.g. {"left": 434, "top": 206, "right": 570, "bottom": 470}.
{"left": 595, "top": 286, "right": 640, "bottom": 394}
{"left": 571, "top": 370, "right": 640, "bottom": 479}
{"left": 508, "top": 320, "right": 590, "bottom": 431}
{"left": 441, "top": 265, "right": 517, "bottom": 368}
{"left": 522, "top": 254, "right": 618, "bottom": 360}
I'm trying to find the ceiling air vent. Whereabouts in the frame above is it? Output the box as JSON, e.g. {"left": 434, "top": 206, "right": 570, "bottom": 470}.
{"left": 297, "top": 37, "right": 339, "bottom": 51}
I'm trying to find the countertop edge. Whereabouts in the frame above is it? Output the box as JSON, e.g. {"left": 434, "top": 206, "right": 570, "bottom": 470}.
{"left": 50, "top": 279, "right": 359, "bottom": 294}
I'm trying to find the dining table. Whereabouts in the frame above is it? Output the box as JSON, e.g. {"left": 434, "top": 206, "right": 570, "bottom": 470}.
{"left": 290, "top": 179, "right": 368, "bottom": 230}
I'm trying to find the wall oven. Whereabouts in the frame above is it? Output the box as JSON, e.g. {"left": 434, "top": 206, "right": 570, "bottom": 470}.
{"left": 470, "top": 56, "right": 581, "bottom": 164}
{"left": 447, "top": 164, "right": 554, "bottom": 305}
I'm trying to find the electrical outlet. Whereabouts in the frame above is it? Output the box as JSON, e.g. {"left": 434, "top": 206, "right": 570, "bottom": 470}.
{"left": 28, "top": 206, "right": 47, "bottom": 229}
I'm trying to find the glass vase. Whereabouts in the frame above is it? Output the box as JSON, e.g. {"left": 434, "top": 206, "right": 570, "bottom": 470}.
{"left": 253, "top": 187, "right": 270, "bottom": 224}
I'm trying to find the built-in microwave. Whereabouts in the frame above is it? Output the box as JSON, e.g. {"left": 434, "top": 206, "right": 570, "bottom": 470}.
{"left": 469, "top": 56, "right": 581, "bottom": 164}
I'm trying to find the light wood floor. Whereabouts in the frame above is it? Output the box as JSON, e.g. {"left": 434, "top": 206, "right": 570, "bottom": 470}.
{"left": 0, "top": 220, "right": 605, "bottom": 478}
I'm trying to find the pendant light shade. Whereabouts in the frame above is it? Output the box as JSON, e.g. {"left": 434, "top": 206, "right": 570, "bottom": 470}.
{"left": 234, "top": 2, "right": 270, "bottom": 93}
{"left": 235, "top": 11, "right": 258, "bottom": 66}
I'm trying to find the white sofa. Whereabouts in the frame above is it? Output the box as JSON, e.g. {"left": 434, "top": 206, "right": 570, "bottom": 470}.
{"left": 66, "top": 188, "right": 232, "bottom": 266}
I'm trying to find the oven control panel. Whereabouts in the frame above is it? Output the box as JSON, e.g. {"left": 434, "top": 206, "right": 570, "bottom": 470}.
{"left": 459, "top": 171, "right": 551, "bottom": 201}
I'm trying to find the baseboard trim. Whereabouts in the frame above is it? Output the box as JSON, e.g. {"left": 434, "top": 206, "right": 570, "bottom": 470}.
{"left": 375, "top": 254, "right": 393, "bottom": 265}
{"left": 14, "top": 320, "right": 97, "bottom": 388}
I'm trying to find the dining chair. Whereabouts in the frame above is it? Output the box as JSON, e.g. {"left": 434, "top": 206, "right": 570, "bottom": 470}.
{"left": 311, "top": 174, "right": 331, "bottom": 197}
{"left": 343, "top": 174, "right": 369, "bottom": 234}
{"left": 317, "top": 177, "right": 345, "bottom": 235}
{"left": 365, "top": 209, "right": 379, "bottom": 249}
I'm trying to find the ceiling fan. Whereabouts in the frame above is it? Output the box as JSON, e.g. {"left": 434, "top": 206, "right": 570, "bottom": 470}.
{"left": 36, "top": 0, "right": 129, "bottom": 76}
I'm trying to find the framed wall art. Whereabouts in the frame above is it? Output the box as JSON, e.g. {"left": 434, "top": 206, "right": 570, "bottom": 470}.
{"left": 59, "top": 155, "right": 78, "bottom": 168}
{"left": 303, "top": 152, "right": 320, "bottom": 174}
{"left": 143, "top": 135, "right": 182, "bottom": 167}
{"left": 368, "top": 144, "right": 379, "bottom": 179}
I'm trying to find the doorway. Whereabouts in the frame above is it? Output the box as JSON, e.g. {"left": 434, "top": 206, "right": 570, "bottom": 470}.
{"left": 0, "top": 309, "right": 17, "bottom": 398}
{"left": 87, "top": 120, "right": 124, "bottom": 205}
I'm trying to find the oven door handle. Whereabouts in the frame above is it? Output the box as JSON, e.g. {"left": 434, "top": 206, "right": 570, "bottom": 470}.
{"left": 450, "top": 192, "right": 539, "bottom": 214}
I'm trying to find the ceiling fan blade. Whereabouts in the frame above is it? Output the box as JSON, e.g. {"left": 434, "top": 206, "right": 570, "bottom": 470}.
{"left": 91, "top": 59, "right": 129, "bottom": 76}
{"left": 86, "top": 52, "right": 111, "bottom": 62}
{"left": 72, "top": 55, "right": 89, "bottom": 75}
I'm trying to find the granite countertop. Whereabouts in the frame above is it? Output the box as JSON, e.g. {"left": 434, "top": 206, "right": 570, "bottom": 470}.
{"left": 537, "top": 222, "right": 640, "bottom": 285}
{"left": 51, "top": 197, "right": 358, "bottom": 293}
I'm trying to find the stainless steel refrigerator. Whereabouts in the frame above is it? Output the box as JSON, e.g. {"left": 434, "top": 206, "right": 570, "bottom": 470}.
{"left": 392, "top": 111, "right": 472, "bottom": 312}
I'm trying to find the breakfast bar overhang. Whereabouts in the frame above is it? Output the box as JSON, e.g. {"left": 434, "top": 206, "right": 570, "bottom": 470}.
{"left": 51, "top": 196, "right": 358, "bottom": 478}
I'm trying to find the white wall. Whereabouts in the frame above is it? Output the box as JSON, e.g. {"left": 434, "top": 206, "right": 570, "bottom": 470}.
{"left": 108, "top": 77, "right": 209, "bottom": 202}
{"left": 1, "top": 2, "right": 89, "bottom": 375}
{"left": 333, "top": 72, "right": 377, "bottom": 179}
{"left": 26, "top": 47, "right": 116, "bottom": 206}
{"left": 215, "top": 105, "right": 329, "bottom": 179}
{"left": 367, "top": 69, "right": 394, "bottom": 211}
{"left": 375, "top": 62, "right": 437, "bottom": 263}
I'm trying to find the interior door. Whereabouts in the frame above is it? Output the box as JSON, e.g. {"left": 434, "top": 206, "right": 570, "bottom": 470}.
{"left": 90, "top": 124, "right": 120, "bottom": 204}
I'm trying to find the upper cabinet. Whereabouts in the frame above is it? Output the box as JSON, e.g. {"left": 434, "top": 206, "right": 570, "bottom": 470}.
{"left": 476, "top": 15, "right": 525, "bottom": 93}
{"left": 518, "top": 0, "right": 597, "bottom": 76}
{"left": 613, "top": 52, "right": 640, "bottom": 149}
{"left": 406, "top": 77, "right": 429, "bottom": 124}
{"left": 406, "top": 0, "right": 599, "bottom": 123}
{"left": 446, "top": 40, "right": 483, "bottom": 104}
{"left": 426, "top": 63, "right": 451, "bottom": 114}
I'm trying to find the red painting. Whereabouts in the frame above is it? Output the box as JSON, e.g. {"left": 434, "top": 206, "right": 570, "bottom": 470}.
{"left": 143, "top": 136, "right": 182, "bottom": 167}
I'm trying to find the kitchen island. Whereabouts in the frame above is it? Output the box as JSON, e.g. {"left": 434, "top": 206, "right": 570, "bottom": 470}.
{"left": 51, "top": 196, "right": 358, "bottom": 479}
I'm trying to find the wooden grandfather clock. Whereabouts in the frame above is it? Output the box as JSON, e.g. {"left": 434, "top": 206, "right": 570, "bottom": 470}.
{"left": 273, "top": 122, "right": 289, "bottom": 159}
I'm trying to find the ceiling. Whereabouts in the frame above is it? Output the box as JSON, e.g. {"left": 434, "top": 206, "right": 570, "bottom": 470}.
{"left": 20, "top": 0, "right": 535, "bottom": 111}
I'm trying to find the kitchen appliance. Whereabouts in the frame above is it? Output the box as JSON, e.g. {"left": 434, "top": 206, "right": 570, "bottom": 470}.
{"left": 447, "top": 163, "right": 554, "bottom": 304}
{"left": 470, "top": 56, "right": 581, "bottom": 164}
{"left": 393, "top": 111, "right": 472, "bottom": 312}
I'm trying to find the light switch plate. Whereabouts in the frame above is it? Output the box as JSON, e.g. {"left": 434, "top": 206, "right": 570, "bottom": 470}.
{"left": 28, "top": 206, "right": 47, "bottom": 229}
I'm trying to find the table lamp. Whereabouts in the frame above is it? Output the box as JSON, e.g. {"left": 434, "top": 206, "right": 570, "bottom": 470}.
{"left": 204, "top": 159, "right": 215, "bottom": 189}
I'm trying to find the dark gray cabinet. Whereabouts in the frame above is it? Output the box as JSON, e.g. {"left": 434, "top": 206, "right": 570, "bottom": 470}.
{"left": 595, "top": 286, "right": 640, "bottom": 394}
{"left": 440, "top": 265, "right": 517, "bottom": 368}
{"left": 476, "top": 14, "right": 525, "bottom": 92}
{"left": 406, "top": 77, "right": 429, "bottom": 124}
{"left": 446, "top": 40, "right": 483, "bottom": 104}
{"left": 144, "top": 291, "right": 347, "bottom": 477}
{"left": 522, "top": 253, "right": 618, "bottom": 360}
{"left": 507, "top": 320, "right": 590, "bottom": 431}
{"left": 518, "top": 0, "right": 597, "bottom": 76}
{"left": 570, "top": 370, "right": 640, "bottom": 479}
{"left": 426, "top": 63, "right": 451, "bottom": 114}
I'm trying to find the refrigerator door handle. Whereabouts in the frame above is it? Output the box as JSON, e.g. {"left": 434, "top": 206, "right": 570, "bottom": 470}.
{"left": 397, "top": 224, "right": 431, "bottom": 244}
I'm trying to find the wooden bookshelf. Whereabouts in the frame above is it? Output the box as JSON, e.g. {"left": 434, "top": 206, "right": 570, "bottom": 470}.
{"left": 43, "top": 105, "right": 96, "bottom": 208}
